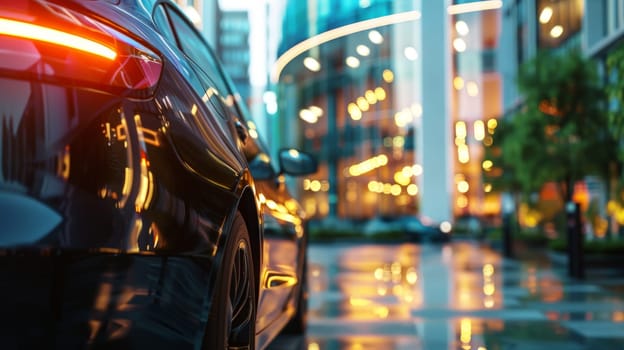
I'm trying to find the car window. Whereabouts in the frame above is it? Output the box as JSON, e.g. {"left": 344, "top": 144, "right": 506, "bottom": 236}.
{"left": 151, "top": 4, "right": 278, "bottom": 177}
{"left": 164, "top": 6, "right": 231, "bottom": 98}
{"left": 152, "top": 5, "right": 177, "bottom": 46}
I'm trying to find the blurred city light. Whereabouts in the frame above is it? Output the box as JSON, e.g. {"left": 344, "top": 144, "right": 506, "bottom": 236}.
{"left": 356, "top": 44, "right": 370, "bottom": 56}
{"left": 455, "top": 20, "right": 470, "bottom": 35}
{"left": 303, "top": 56, "right": 321, "bottom": 72}
{"left": 539, "top": 6, "right": 553, "bottom": 24}
{"left": 368, "top": 29, "right": 384, "bottom": 44}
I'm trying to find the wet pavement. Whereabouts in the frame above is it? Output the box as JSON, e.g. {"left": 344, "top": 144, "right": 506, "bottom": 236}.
{"left": 269, "top": 240, "right": 624, "bottom": 350}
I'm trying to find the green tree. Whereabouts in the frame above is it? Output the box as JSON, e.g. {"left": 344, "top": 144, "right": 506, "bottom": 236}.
{"left": 498, "top": 48, "right": 615, "bottom": 204}
{"left": 605, "top": 44, "right": 624, "bottom": 204}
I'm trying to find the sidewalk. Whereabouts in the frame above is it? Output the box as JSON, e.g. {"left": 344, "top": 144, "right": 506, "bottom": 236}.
{"left": 487, "top": 242, "right": 624, "bottom": 348}
{"left": 271, "top": 240, "right": 624, "bottom": 349}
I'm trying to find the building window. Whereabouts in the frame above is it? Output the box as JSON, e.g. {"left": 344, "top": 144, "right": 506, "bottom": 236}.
{"left": 537, "top": 0, "right": 583, "bottom": 48}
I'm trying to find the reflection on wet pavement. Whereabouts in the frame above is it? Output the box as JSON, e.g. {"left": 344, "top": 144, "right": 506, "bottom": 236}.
{"left": 268, "top": 241, "right": 624, "bottom": 350}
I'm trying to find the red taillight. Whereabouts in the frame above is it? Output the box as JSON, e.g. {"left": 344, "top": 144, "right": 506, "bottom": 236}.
{"left": 0, "top": 18, "right": 117, "bottom": 61}
{"left": 0, "top": 5, "right": 162, "bottom": 95}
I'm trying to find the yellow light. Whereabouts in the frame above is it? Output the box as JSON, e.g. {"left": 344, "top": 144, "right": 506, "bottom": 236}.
{"left": 455, "top": 20, "right": 470, "bottom": 35}
{"left": 458, "top": 144, "right": 470, "bottom": 163}
{"left": 453, "top": 76, "right": 465, "bottom": 90}
{"left": 407, "top": 184, "right": 419, "bottom": 196}
{"left": 303, "top": 56, "right": 321, "bottom": 72}
{"left": 365, "top": 90, "right": 377, "bottom": 104}
{"left": 375, "top": 87, "right": 386, "bottom": 101}
{"left": 394, "top": 171, "right": 409, "bottom": 186}
{"left": 483, "top": 264, "right": 495, "bottom": 277}
{"left": 368, "top": 181, "right": 378, "bottom": 192}
{"left": 412, "top": 164, "right": 423, "bottom": 176}
{"left": 457, "top": 180, "right": 470, "bottom": 193}
{"left": 550, "top": 25, "right": 564, "bottom": 38}
{"left": 374, "top": 306, "right": 389, "bottom": 318}
{"left": 453, "top": 38, "right": 466, "bottom": 52}
{"left": 383, "top": 69, "right": 394, "bottom": 83}
{"left": 457, "top": 195, "right": 468, "bottom": 208}
{"left": 483, "top": 282, "right": 495, "bottom": 296}
{"left": 487, "top": 118, "right": 498, "bottom": 130}
{"left": 345, "top": 55, "right": 360, "bottom": 68}
{"left": 377, "top": 154, "right": 388, "bottom": 165}
{"left": 484, "top": 183, "right": 492, "bottom": 192}
{"left": 402, "top": 166, "right": 413, "bottom": 177}
{"left": 404, "top": 46, "right": 418, "bottom": 60}
{"left": 357, "top": 97, "right": 370, "bottom": 111}
{"left": 474, "top": 120, "right": 485, "bottom": 141}
{"left": 406, "top": 267, "right": 418, "bottom": 284}
{"left": 310, "top": 180, "right": 322, "bottom": 192}
{"left": 299, "top": 109, "right": 318, "bottom": 124}
{"left": 308, "top": 342, "right": 320, "bottom": 350}
{"left": 460, "top": 318, "right": 472, "bottom": 344}
{"left": 455, "top": 121, "right": 467, "bottom": 139}
{"left": 383, "top": 183, "right": 392, "bottom": 194}
{"left": 466, "top": 81, "right": 479, "bottom": 96}
{"left": 539, "top": 6, "right": 553, "bottom": 23}
{"left": 348, "top": 102, "right": 362, "bottom": 120}
{"left": 356, "top": 44, "right": 370, "bottom": 56}
{"left": 0, "top": 18, "right": 117, "bottom": 60}
{"left": 350, "top": 297, "right": 372, "bottom": 307}
{"left": 482, "top": 160, "right": 493, "bottom": 171}
{"left": 393, "top": 136, "right": 405, "bottom": 148}
{"left": 266, "top": 200, "right": 278, "bottom": 210}
{"left": 411, "top": 103, "right": 423, "bottom": 118}
{"left": 391, "top": 184, "right": 402, "bottom": 196}
{"left": 395, "top": 112, "right": 407, "bottom": 127}
{"left": 368, "top": 29, "right": 384, "bottom": 44}
{"left": 309, "top": 105, "right": 323, "bottom": 117}
{"left": 349, "top": 155, "right": 387, "bottom": 176}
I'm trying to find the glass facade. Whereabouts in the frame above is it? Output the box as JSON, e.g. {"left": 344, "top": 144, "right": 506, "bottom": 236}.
{"left": 536, "top": 0, "right": 583, "bottom": 49}
{"left": 449, "top": 5, "right": 503, "bottom": 222}
{"left": 276, "top": 0, "right": 424, "bottom": 221}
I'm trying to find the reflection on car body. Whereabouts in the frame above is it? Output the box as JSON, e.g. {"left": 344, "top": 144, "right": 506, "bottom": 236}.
{"left": 0, "top": 0, "right": 316, "bottom": 349}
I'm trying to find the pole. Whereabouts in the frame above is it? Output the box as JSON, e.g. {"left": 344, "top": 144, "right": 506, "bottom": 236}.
{"left": 566, "top": 201, "right": 585, "bottom": 279}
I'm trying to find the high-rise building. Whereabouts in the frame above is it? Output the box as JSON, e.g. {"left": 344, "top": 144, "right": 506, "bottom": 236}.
{"left": 216, "top": 9, "right": 252, "bottom": 101}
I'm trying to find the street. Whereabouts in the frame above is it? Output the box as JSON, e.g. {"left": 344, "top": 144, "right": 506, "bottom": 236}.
{"left": 270, "top": 240, "right": 624, "bottom": 350}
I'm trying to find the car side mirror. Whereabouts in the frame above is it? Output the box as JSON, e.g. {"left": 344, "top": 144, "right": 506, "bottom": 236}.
{"left": 278, "top": 148, "right": 317, "bottom": 176}
{"left": 248, "top": 153, "right": 276, "bottom": 180}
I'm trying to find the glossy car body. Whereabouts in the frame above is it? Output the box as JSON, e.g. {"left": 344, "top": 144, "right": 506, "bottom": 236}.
{"left": 0, "top": 0, "right": 316, "bottom": 349}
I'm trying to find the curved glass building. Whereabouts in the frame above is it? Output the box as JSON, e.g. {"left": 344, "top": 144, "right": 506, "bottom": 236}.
{"left": 273, "top": 0, "right": 458, "bottom": 224}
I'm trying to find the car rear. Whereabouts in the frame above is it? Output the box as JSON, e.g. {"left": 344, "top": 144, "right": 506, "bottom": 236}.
{"left": 0, "top": 2, "right": 215, "bottom": 348}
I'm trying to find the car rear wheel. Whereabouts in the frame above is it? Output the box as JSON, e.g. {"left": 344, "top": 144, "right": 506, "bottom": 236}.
{"left": 204, "top": 212, "right": 256, "bottom": 349}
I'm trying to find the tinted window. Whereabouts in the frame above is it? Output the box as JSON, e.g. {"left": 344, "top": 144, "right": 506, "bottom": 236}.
{"left": 165, "top": 7, "right": 230, "bottom": 96}
{"left": 153, "top": 6, "right": 177, "bottom": 46}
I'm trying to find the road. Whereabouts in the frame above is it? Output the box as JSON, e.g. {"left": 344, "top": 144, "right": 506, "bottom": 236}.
{"left": 269, "top": 240, "right": 624, "bottom": 350}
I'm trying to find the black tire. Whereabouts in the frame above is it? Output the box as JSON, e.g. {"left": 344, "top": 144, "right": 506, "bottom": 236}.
{"left": 204, "top": 211, "right": 256, "bottom": 349}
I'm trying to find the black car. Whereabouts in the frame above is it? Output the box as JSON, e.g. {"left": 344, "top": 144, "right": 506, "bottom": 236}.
{"left": 0, "top": 1, "right": 316, "bottom": 349}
